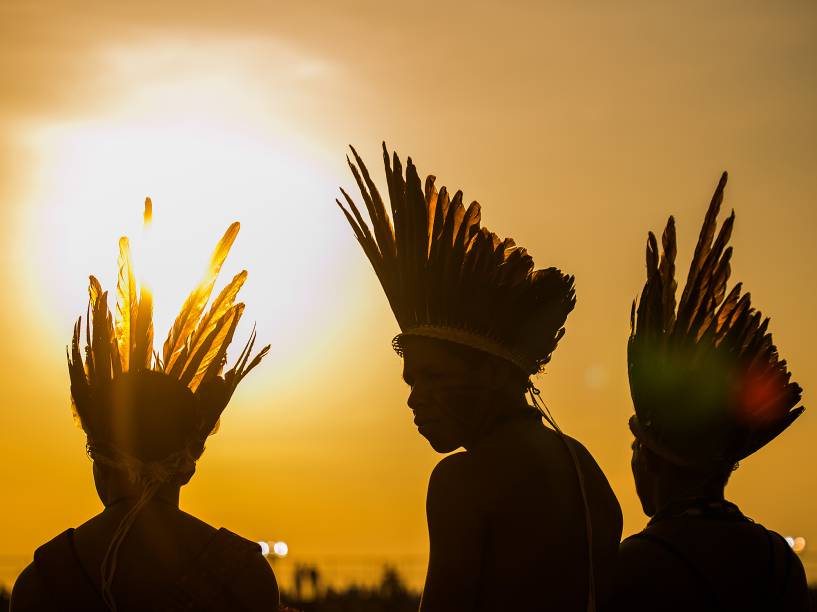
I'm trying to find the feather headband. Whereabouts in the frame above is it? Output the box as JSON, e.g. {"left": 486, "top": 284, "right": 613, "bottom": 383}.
{"left": 67, "top": 199, "right": 270, "bottom": 466}
{"left": 337, "top": 143, "right": 576, "bottom": 375}
{"left": 628, "top": 173, "right": 804, "bottom": 468}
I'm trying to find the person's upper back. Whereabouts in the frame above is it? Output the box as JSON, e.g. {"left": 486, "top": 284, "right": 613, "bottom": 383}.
{"left": 454, "top": 414, "right": 623, "bottom": 610}
{"left": 11, "top": 504, "right": 279, "bottom": 611}
{"left": 607, "top": 506, "right": 810, "bottom": 612}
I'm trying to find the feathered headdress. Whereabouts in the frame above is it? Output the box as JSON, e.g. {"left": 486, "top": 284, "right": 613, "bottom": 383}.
{"left": 628, "top": 173, "right": 804, "bottom": 469}
{"left": 66, "top": 199, "right": 269, "bottom": 610}
{"left": 337, "top": 143, "right": 576, "bottom": 376}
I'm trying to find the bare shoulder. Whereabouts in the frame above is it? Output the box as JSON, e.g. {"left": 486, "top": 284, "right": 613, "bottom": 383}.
{"left": 553, "top": 430, "right": 602, "bottom": 468}
{"left": 427, "top": 452, "right": 481, "bottom": 514}
{"left": 10, "top": 562, "right": 51, "bottom": 611}
{"left": 550, "top": 431, "right": 618, "bottom": 491}
{"left": 428, "top": 452, "right": 481, "bottom": 498}
{"left": 472, "top": 418, "right": 610, "bottom": 485}
{"left": 429, "top": 451, "right": 474, "bottom": 482}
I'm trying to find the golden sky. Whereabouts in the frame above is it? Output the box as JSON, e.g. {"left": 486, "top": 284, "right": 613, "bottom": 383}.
{"left": 1, "top": 0, "right": 816, "bottom": 589}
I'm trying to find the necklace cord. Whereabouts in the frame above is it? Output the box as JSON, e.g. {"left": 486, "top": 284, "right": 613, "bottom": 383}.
{"left": 528, "top": 383, "right": 596, "bottom": 612}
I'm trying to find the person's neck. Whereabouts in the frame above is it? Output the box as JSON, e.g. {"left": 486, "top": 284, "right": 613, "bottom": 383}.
{"left": 462, "top": 395, "right": 535, "bottom": 451}
{"left": 104, "top": 484, "right": 181, "bottom": 509}
{"left": 652, "top": 482, "right": 726, "bottom": 517}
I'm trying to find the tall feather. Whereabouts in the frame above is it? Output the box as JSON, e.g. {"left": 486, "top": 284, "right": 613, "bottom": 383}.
{"left": 131, "top": 286, "right": 153, "bottom": 370}
{"left": 115, "top": 237, "right": 138, "bottom": 372}
{"left": 676, "top": 172, "right": 728, "bottom": 317}
{"left": 185, "top": 270, "right": 247, "bottom": 367}
{"left": 189, "top": 304, "right": 245, "bottom": 390}
{"left": 143, "top": 196, "right": 153, "bottom": 227}
{"left": 162, "top": 222, "right": 240, "bottom": 372}
{"left": 181, "top": 303, "right": 245, "bottom": 391}
{"left": 90, "top": 281, "right": 113, "bottom": 384}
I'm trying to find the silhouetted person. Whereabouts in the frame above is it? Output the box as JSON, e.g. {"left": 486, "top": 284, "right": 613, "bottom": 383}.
{"left": 337, "top": 144, "right": 623, "bottom": 611}
{"left": 12, "top": 215, "right": 277, "bottom": 611}
{"left": 607, "top": 173, "right": 809, "bottom": 612}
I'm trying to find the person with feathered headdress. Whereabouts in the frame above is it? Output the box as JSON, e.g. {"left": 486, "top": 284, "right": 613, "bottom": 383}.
{"left": 607, "top": 174, "right": 809, "bottom": 611}
{"left": 11, "top": 201, "right": 278, "bottom": 611}
{"left": 337, "top": 144, "right": 623, "bottom": 612}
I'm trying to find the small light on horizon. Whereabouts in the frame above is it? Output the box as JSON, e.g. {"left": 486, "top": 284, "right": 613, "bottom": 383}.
{"left": 785, "top": 536, "right": 807, "bottom": 554}
{"left": 794, "top": 537, "right": 807, "bottom": 554}
{"left": 258, "top": 541, "right": 270, "bottom": 556}
{"left": 273, "top": 541, "right": 289, "bottom": 558}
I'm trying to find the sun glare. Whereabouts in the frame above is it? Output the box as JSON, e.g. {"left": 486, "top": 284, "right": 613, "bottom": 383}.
{"left": 19, "top": 41, "right": 350, "bottom": 391}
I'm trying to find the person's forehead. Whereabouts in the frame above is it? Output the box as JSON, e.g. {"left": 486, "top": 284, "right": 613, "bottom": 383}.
{"left": 402, "top": 336, "right": 470, "bottom": 370}
{"left": 403, "top": 336, "right": 446, "bottom": 358}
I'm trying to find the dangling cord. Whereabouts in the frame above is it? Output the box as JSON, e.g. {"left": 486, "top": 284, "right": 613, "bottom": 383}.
{"left": 99, "top": 479, "right": 161, "bottom": 611}
{"left": 528, "top": 383, "right": 596, "bottom": 612}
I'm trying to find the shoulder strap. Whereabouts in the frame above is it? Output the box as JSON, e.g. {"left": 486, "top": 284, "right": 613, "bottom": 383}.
{"left": 32, "top": 529, "right": 107, "bottom": 610}
{"left": 628, "top": 532, "right": 727, "bottom": 612}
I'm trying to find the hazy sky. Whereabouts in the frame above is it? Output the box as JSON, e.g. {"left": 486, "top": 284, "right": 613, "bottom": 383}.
{"left": 1, "top": 0, "right": 816, "bottom": 589}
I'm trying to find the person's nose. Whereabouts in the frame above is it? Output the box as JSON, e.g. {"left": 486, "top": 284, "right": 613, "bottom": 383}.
{"left": 407, "top": 384, "right": 425, "bottom": 412}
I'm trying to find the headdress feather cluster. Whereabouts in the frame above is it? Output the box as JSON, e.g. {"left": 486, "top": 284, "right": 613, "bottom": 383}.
{"left": 67, "top": 199, "right": 270, "bottom": 463}
{"left": 337, "top": 143, "right": 576, "bottom": 375}
{"left": 628, "top": 173, "right": 804, "bottom": 468}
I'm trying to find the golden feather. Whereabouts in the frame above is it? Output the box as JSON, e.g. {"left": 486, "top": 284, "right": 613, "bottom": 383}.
{"left": 185, "top": 270, "right": 247, "bottom": 369}
{"left": 115, "top": 237, "right": 138, "bottom": 372}
{"left": 182, "top": 303, "right": 245, "bottom": 392}
{"left": 162, "top": 222, "right": 240, "bottom": 372}
{"left": 143, "top": 196, "right": 153, "bottom": 228}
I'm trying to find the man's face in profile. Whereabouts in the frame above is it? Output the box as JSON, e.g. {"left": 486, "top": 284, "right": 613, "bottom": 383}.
{"left": 401, "top": 337, "right": 496, "bottom": 453}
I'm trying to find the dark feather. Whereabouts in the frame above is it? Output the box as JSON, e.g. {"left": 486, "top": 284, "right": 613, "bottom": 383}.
{"left": 338, "top": 144, "right": 575, "bottom": 373}
{"left": 629, "top": 171, "right": 803, "bottom": 467}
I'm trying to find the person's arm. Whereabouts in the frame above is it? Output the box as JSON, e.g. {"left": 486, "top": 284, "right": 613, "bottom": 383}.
{"left": 419, "top": 453, "right": 484, "bottom": 612}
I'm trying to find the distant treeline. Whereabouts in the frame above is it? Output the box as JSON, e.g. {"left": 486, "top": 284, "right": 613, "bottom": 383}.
{"left": 5, "top": 579, "right": 817, "bottom": 611}
{"left": 281, "top": 565, "right": 419, "bottom": 612}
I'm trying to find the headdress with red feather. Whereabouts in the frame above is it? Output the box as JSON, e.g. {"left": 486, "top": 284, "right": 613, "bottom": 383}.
{"left": 628, "top": 173, "right": 804, "bottom": 468}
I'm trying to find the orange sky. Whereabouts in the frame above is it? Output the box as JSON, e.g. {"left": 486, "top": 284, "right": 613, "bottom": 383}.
{"left": 1, "top": 0, "right": 816, "bottom": 590}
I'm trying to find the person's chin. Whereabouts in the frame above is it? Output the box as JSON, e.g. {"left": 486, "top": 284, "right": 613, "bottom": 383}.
{"left": 418, "top": 425, "right": 461, "bottom": 453}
